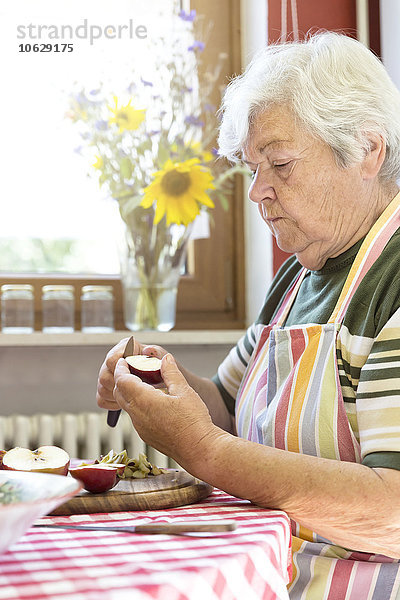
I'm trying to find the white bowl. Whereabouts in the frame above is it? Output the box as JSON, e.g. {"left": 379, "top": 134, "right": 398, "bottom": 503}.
{"left": 0, "top": 470, "right": 82, "bottom": 555}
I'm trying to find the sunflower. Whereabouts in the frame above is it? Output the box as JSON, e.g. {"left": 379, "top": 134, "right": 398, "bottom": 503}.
{"left": 141, "top": 159, "right": 215, "bottom": 226}
{"left": 108, "top": 96, "right": 146, "bottom": 133}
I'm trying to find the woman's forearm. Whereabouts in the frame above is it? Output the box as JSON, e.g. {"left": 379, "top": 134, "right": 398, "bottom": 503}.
{"left": 186, "top": 430, "right": 400, "bottom": 558}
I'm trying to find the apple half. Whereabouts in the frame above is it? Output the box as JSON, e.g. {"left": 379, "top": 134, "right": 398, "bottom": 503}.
{"left": 2, "top": 445, "right": 70, "bottom": 476}
{"left": 69, "top": 464, "right": 120, "bottom": 493}
{"left": 125, "top": 355, "right": 163, "bottom": 385}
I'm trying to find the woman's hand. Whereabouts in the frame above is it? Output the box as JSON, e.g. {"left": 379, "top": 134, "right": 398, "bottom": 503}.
{"left": 96, "top": 337, "right": 168, "bottom": 412}
{"left": 113, "top": 353, "right": 220, "bottom": 467}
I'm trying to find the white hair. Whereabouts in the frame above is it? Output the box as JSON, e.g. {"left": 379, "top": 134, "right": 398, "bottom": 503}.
{"left": 218, "top": 32, "right": 400, "bottom": 182}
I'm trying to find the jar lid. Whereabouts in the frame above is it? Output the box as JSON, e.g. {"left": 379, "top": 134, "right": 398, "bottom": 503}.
{"left": 1, "top": 284, "right": 34, "bottom": 292}
{"left": 42, "top": 285, "right": 74, "bottom": 293}
{"left": 81, "top": 285, "right": 113, "bottom": 294}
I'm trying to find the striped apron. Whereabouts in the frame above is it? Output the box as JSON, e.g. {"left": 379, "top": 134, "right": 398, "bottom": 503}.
{"left": 236, "top": 195, "right": 400, "bottom": 599}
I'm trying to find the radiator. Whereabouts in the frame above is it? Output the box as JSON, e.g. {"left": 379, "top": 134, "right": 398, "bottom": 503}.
{"left": 0, "top": 412, "right": 178, "bottom": 468}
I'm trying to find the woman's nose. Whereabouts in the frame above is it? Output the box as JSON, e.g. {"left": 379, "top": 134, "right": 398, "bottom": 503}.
{"left": 248, "top": 168, "right": 276, "bottom": 204}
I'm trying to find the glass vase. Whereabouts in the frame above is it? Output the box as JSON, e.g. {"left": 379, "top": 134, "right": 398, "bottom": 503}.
{"left": 120, "top": 207, "right": 192, "bottom": 331}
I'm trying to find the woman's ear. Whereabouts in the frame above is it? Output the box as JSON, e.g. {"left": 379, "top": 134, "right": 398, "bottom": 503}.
{"left": 361, "top": 133, "right": 386, "bottom": 180}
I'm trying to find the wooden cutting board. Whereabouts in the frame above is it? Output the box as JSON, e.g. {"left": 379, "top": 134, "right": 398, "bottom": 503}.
{"left": 50, "top": 470, "right": 213, "bottom": 515}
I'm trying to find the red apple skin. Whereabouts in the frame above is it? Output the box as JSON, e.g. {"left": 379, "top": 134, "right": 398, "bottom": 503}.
{"left": 69, "top": 465, "right": 118, "bottom": 493}
{"left": 2, "top": 446, "right": 70, "bottom": 476}
{"left": 0, "top": 450, "right": 5, "bottom": 469}
{"left": 126, "top": 355, "right": 163, "bottom": 385}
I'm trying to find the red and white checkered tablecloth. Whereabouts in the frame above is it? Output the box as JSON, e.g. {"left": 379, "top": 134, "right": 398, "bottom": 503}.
{"left": 0, "top": 489, "right": 292, "bottom": 600}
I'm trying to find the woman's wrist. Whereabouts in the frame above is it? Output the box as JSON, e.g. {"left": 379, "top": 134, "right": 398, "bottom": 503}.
{"left": 179, "top": 424, "right": 229, "bottom": 482}
{"left": 182, "top": 425, "right": 237, "bottom": 487}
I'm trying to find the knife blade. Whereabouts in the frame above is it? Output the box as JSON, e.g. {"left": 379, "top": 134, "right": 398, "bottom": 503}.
{"left": 34, "top": 520, "right": 237, "bottom": 535}
{"left": 107, "top": 336, "right": 134, "bottom": 427}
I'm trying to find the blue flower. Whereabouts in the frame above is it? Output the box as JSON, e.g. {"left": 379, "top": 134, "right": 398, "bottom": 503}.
{"left": 211, "top": 147, "right": 220, "bottom": 157}
{"left": 89, "top": 88, "right": 101, "bottom": 96}
{"left": 185, "top": 115, "right": 205, "bottom": 127}
{"left": 95, "top": 120, "right": 108, "bottom": 131}
{"left": 179, "top": 9, "right": 196, "bottom": 22}
{"left": 141, "top": 77, "right": 153, "bottom": 87}
{"left": 74, "top": 91, "right": 87, "bottom": 106}
{"left": 188, "top": 41, "right": 205, "bottom": 53}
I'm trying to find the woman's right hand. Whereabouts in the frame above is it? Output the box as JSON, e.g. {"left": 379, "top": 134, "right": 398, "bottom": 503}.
{"left": 96, "top": 337, "right": 168, "bottom": 411}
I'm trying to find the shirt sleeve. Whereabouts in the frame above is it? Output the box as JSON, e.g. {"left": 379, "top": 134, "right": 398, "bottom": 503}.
{"left": 357, "top": 306, "right": 400, "bottom": 471}
{"left": 212, "top": 322, "right": 262, "bottom": 415}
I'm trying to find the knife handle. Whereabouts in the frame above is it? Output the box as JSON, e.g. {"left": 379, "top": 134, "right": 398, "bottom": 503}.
{"left": 107, "top": 336, "right": 134, "bottom": 428}
{"left": 107, "top": 409, "right": 121, "bottom": 427}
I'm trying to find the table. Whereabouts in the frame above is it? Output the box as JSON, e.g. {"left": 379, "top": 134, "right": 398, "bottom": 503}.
{"left": 0, "top": 490, "right": 292, "bottom": 600}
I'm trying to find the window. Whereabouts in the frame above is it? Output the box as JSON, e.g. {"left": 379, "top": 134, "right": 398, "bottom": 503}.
{"left": 0, "top": 0, "right": 244, "bottom": 330}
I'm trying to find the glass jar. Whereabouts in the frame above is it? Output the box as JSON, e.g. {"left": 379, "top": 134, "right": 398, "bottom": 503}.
{"left": 42, "top": 285, "right": 74, "bottom": 333}
{"left": 81, "top": 285, "right": 114, "bottom": 333}
{"left": 1, "top": 284, "right": 34, "bottom": 333}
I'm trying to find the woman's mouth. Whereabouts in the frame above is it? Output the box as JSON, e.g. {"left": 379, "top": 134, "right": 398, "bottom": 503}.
{"left": 258, "top": 204, "right": 283, "bottom": 224}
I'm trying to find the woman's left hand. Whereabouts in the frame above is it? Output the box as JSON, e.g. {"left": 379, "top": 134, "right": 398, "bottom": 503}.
{"left": 113, "top": 353, "right": 220, "bottom": 467}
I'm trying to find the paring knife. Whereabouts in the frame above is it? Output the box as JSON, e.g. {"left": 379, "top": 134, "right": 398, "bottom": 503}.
{"left": 34, "top": 520, "right": 237, "bottom": 535}
{"left": 107, "top": 336, "right": 134, "bottom": 427}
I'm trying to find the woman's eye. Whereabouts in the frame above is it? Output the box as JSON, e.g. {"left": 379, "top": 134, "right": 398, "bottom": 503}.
{"left": 274, "top": 161, "right": 291, "bottom": 169}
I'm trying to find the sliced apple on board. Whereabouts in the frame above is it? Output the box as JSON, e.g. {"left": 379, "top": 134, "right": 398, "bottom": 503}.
{"left": 125, "top": 355, "right": 163, "bottom": 385}
{"left": 2, "top": 445, "right": 70, "bottom": 475}
{"left": 69, "top": 464, "right": 121, "bottom": 493}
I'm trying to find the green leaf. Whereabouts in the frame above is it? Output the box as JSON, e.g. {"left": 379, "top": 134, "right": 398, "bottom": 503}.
{"left": 120, "top": 157, "right": 133, "bottom": 180}
{"left": 216, "top": 193, "right": 229, "bottom": 211}
{"left": 113, "top": 188, "right": 135, "bottom": 199}
{"left": 138, "top": 138, "right": 152, "bottom": 152}
{"left": 119, "top": 194, "right": 144, "bottom": 219}
{"left": 157, "top": 144, "right": 171, "bottom": 168}
{"left": 99, "top": 173, "right": 108, "bottom": 187}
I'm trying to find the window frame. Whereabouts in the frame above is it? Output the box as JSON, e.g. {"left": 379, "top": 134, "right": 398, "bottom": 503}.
{"left": 0, "top": 0, "right": 245, "bottom": 331}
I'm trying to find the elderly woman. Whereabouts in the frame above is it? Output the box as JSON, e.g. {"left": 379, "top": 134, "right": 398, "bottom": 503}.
{"left": 97, "top": 33, "right": 400, "bottom": 598}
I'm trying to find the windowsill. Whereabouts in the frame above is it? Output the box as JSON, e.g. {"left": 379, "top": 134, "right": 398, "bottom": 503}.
{"left": 0, "top": 330, "right": 245, "bottom": 347}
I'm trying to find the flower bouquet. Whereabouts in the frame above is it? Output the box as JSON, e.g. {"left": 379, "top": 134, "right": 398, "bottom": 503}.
{"left": 67, "top": 6, "right": 245, "bottom": 330}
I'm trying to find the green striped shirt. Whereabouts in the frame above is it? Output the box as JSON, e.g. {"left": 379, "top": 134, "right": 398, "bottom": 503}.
{"left": 214, "top": 229, "right": 400, "bottom": 471}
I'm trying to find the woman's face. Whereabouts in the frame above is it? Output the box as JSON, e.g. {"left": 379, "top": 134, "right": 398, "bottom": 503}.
{"left": 243, "top": 105, "right": 378, "bottom": 270}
